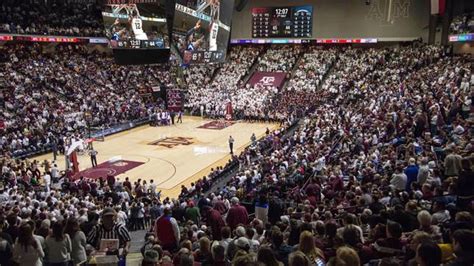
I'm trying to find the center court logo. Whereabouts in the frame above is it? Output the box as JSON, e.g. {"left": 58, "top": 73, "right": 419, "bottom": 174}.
{"left": 112, "top": 161, "right": 129, "bottom": 167}
{"left": 149, "top": 137, "right": 194, "bottom": 149}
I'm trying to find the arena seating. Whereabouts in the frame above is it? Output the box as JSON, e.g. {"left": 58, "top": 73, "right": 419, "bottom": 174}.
{"left": 0, "top": 44, "right": 169, "bottom": 158}
{"left": 184, "top": 45, "right": 281, "bottom": 120}
{"left": 450, "top": 12, "right": 474, "bottom": 34}
{"left": 256, "top": 44, "right": 303, "bottom": 72}
{"left": 0, "top": 0, "right": 104, "bottom": 37}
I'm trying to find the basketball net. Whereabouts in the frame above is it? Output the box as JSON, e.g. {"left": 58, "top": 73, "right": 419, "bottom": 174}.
{"left": 209, "top": 1, "right": 219, "bottom": 51}
{"left": 110, "top": 4, "right": 137, "bottom": 18}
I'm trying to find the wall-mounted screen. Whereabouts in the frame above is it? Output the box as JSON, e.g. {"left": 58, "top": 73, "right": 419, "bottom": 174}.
{"left": 251, "top": 5, "right": 313, "bottom": 38}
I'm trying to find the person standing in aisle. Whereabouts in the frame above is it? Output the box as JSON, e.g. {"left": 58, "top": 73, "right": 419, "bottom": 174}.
{"left": 90, "top": 148, "right": 98, "bottom": 167}
{"left": 170, "top": 110, "right": 176, "bottom": 125}
{"left": 228, "top": 136, "right": 234, "bottom": 155}
{"left": 177, "top": 110, "right": 183, "bottom": 123}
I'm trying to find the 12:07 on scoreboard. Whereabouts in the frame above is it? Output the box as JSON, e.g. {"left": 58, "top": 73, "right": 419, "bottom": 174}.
{"left": 252, "top": 5, "right": 313, "bottom": 38}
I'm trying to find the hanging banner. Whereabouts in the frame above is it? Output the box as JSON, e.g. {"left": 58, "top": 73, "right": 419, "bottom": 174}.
{"left": 247, "top": 72, "right": 287, "bottom": 89}
{"left": 166, "top": 89, "right": 184, "bottom": 112}
{"left": 225, "top": 101, "right": 233, "bottom": 121}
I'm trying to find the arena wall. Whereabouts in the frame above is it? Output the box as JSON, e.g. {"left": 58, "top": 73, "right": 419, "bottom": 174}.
{"left": 231, "top": 0, "right": 430, "bottom": 40}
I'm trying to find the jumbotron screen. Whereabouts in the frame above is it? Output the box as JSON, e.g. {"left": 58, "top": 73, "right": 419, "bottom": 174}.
{"left": 102, "top": 0, "right": 172, "bottom": 64}
{"left": 252, "top": 5, "right": 313, "bottom": 38}
{"left": 173, "top": 0, "right": 235, "bottom": 65}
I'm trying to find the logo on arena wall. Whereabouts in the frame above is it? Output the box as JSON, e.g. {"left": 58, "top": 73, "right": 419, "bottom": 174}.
{"left": 247, "top": 72, "right": 286, "bottom": 89}
{"left": 149, "top": 137, "right": 194, "bottom": 148}
{"left": 365, "top": 0, "right": 411, "bottom": 24}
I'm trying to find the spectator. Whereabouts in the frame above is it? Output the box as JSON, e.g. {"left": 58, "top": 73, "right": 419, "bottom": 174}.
{"left": 289, "top": 251, "right": 311, "bottom": 266}
{"left": 211, "top": 244, "right": 228, "bottom": 266}
{"left": 456, "top": 158, "right": 474, "bottom": 209}
{"left": 44, "top": 221, "right": 72, "bottom": 265}
{"left": 193, "top": 237, "right": 213, "bottom": 264}
{"left": 444, "top": 147, "right": 462, "bottom": 177}
{"left": 405, "top": 158, "right": 419, "bottom": 191}
{"left": 415, "top": 211, "right": 442, "bottom": 243}
{"left": 416, "top": 241, "right": 442, "bottom": 266}
{"left": 205, "top": 206, "right": 226, "bottom": 241}
{"left": 226, "top": 197, "right": 248, "bottom": 230}
{"left": 417, "top": 157, "right": 430, "bottom": 185}
{"left": 255, "top": 194, "right": 269, "bottom": 225}
{"left": 331, "top": 246, "right": 361, "bottom": 266}
{"left": 64, "top": 218, "right": 87, "bottom": 265}
{"left": 153, "top": 207, "right": 179, "bottom": 252}
{"left": 296, "top": 231, "right": 325, "bottom": 264}
{"left": 390, "top": 165, "right": 407, "bottom": 191}
{"left": 450, "top": 229, "right": 474, "bottom": 265}
{"left": 0, "top": 220, "right": 13, "bottom": 266}
{"left": 256, "top": 245, "right": 283, "bottom": 266}
{"left": 185, "top": 201, "right": 200, "bottom": 225}
{"left": 12, "top": 224, "right": 44, "bottom": 266}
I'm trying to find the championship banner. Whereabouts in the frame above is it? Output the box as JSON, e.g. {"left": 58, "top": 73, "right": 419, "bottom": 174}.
{"left": 247, "top": 72, "right": 287, "bottom": 89}
{"left": 166, "top": 89, "right": 184, "bottom": 112}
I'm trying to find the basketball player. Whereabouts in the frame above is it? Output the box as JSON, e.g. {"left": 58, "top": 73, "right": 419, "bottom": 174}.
{"left": 208, "top": 0, "right": 220, "bottom": 51}
{"left": 183, "top": 20, "right": 206, "bottom": 64}
{"left": 193, "top": 0, "right": 220, "bottom": 51}
{"left": 110, "top": 18, "right": 128, "bottom": 41}
{"left": 129, "top": 7, "right": 148, "bottom": 40}
{"left": 185, "top": 20, "right": 206, "bottom": 51}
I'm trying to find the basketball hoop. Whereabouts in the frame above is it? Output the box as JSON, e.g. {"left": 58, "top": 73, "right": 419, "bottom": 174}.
{"left": 110, "top": 4, "right": 138, "bottom": 17}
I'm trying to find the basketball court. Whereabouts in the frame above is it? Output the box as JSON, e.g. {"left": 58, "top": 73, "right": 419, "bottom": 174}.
{"left": 33, "top": 116, "right": 278, "bottom": 199}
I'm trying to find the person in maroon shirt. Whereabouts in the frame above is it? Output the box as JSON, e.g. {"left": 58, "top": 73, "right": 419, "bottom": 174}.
{"left": 226, "top": 197, "right": 248, "bottom": 230}
{"left": 205, "top": 206, "right": 225, "bottom": 240}
{"left": 373, "top": 221, "right": 405, "bottom": 258}
{"left": 154, "top": 208, "right": 180, "bottom": 252}
{"left": 106, "top": 175, "right": 115, "bottom": 188}
{"left": 213, "top": 197, "right": 228, "bottom": 215}
{"left": 123, "top": 177, "right": 132, "bottom": 192}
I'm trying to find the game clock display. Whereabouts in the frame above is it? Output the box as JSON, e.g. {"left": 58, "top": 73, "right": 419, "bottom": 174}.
{"left": 116, "top": 39, "right": 165, "bottom": 49}
{"left": 252, "top": 5, "right": 313, "bottom": 38}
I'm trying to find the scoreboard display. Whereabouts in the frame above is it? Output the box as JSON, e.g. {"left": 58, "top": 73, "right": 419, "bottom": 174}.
{"left": 252, "top": 5, "right": 313, "bottom": 38}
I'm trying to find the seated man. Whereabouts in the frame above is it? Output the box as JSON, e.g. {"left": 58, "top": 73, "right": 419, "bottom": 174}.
{"left": 373, "top": 221, "right": 405, "bottom": 257}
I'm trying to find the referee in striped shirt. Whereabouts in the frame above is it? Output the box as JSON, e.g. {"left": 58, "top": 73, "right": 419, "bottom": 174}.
{"left": 87, "top": 207, "right": 131, "bottom": 256}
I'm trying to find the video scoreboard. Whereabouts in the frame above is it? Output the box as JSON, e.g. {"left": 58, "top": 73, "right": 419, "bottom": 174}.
{"left": 252, "top": 5, "right": 313, "bottom": 38}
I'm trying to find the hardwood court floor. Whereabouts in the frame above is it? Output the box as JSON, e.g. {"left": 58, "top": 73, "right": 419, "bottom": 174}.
{"left": 33, "top": 116, "right": 278, "bottom": 199}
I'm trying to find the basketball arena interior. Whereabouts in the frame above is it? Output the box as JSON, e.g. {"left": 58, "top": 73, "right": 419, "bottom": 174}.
{"left": 0, "top": 0, "right": 473, "bottom": 265}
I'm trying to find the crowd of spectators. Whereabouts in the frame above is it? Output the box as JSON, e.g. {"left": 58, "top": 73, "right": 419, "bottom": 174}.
{"left": 184, "top": 46, "right": 284, "bottom": 121}
{"left": 256, "top": 45, "right": 303, "bottom": 73}
{"left": 0, "top": 42, "right": 473, "bottom": 266}
{"left": 450, "top": 12, "right": 474, "bottom": 34}
{"left": 162, "top": 44, "right": 473, "bottom": 266}
{"left": 286, "top": 47, "right": 337, "bottom": 93}
{"left": 273, "top": 47, "right": 338, "bottom": 116}
{"left": 0, "top": 0, "right": 104, "bottom": 37}
{"left": 0, "top": 44, "right": 171, "bottom": 158}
